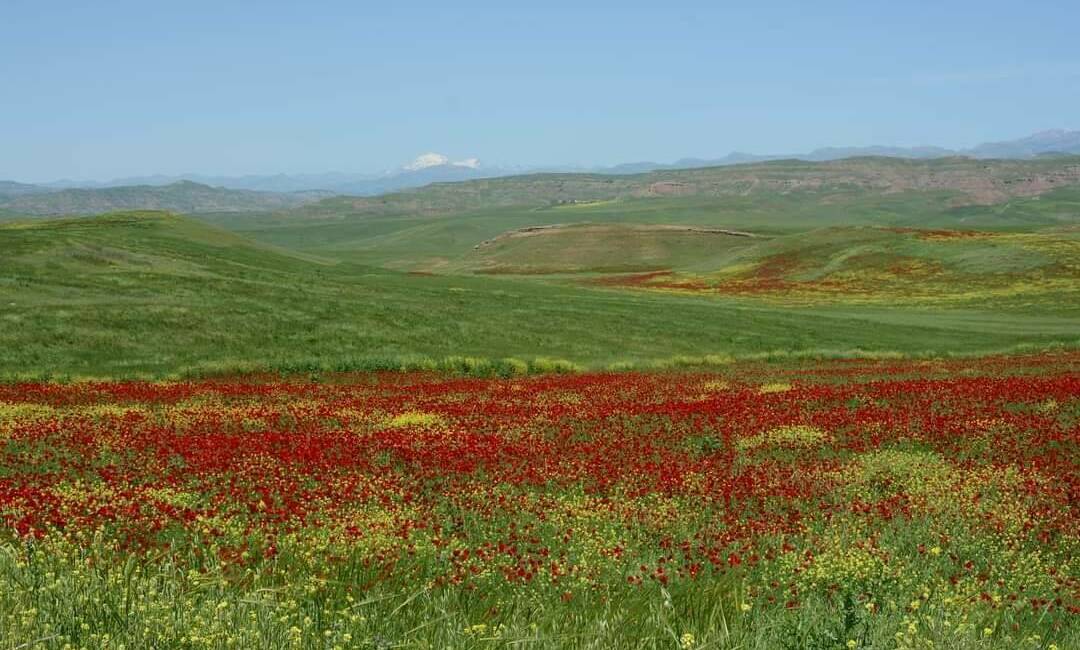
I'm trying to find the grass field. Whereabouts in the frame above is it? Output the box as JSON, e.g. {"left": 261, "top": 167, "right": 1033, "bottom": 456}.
{"left": 202, "top": 160, "right": 1080, "bottom": 271}
{"left": 591, "top": 226, "right": 1080, "bottom": 308}
{"left": 1, "top": 212, "right": 1077, "bottom": 380}
{"left": 1, "top": 160, "right": 1079, "bottom": 649}
{"left": 201, "top": 178, "right": 1080, "bottom": 310}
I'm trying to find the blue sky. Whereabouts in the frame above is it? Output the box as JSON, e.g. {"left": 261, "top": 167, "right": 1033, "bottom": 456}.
{"left": 2, "top": 0, "right": 1078, "bottom": 182}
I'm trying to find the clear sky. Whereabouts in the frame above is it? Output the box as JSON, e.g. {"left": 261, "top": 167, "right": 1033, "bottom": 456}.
{"left": 3, "top": 0, "right": 1078, "bottom": 182}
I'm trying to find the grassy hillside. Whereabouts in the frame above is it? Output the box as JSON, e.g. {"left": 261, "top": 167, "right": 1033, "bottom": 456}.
{"left": 0, "top": 181, "right": 329, "bottom": 216}
{"left": 202, "top": 157, "right": 1080, "bottom": 271}
{"left": 190, "top": 156, "right": 1080, "bottom": 316}
{"left": 248, "top": 155, "right": 1080, "bottom": 223}
{"left": 588, "top": 225, "right": 1080, "bottom": 307}
{"left": 459, "top": 223, "right": 759, "bottom": 274}
{"left": 2, "top": 212, "right": 1075, "bottom": 379}
{"left": 426, "top": 221, "right": 1078, "bottom": 308}
{"left": 206, "top": 185, "right": 1080, "bottom": 300}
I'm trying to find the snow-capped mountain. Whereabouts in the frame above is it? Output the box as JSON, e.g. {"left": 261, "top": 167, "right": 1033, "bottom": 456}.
{"left": 402, "top": 153, "right": 482, "bottom": 172}
{"left": 326, "top": 153, "right": 498, "bottom": 195}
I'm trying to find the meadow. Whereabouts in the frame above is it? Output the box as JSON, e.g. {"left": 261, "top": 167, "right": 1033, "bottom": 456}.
{"left": 3, "top": 212, "right": 1076, "bottom": 380}
{"left": 1, "top": 159, "right": 1078, "bottom": 648}
{"left": 0, "top": 353, "right": 1077, "bottom": 648}
{"left": 202, "top": 172, "right": 1080, "bottom": 312}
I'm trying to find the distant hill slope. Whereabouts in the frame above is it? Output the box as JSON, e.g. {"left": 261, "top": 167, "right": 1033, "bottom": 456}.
{"left": 201, "top": 159, "right": 1080, "bottom": 298}
{"left": 458, "top": 223, "right": 759, "bottom": 274}
{"left": 280, "top": 156, "right": 1080, "bottom": 223}
{"left": 587, "top": 224, "right": 1080, "bottom": 309}
{"left": 335, "top": 206, "right": 1079, "bottom": 310}
{"left": 0, "top": 180, "right": 53, "bottom": 199}
{"left": 41, "top": 163, "right": 503, "bottom": 195}
{"left": 0, "top": 180, "right": 331, "bottom": 216}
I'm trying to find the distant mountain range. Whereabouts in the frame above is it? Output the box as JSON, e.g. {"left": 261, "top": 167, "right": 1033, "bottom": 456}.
{"left": 0, "top": 181, "right": 330, "bottom": 217}
{"left": 601, "top": 129, "right": 1080, "bottom": 174}
{"left": 2, "top": 130, "right": 1078, "bottom": 215}
{"left": 27, "top": 153, "right": 515, "bottom": 197}
{"left": 0, "top": 180, "right": 53, "bottom": 197}
{"left": 33, "top": 130, "right": 1080, "bottom": 193}
{"left": 284, "top": 156, "right": 1080, "bottom": 225}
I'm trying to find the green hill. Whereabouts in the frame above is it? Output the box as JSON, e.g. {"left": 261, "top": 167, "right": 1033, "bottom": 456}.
{"left": 245, "top": 155, "right": 1080, "bottom": 224}
{"left": 2, "top": 211, "right": 1075, "bottom": 378}
{"left": 424, "top": 215, "right": 1079, "bottom": 309}
{"left": 588, "top": 225, "right": 1079, "bottom": 307}
{"left": 458, "top": 223, "right": 760, "bottom": 274}
{"left": 207, "top": 181, "right": 1080, "bottom": 285}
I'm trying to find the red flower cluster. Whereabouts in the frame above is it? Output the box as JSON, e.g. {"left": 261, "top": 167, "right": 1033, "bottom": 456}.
{"left": 0, "top": 352, "right": 1076, "bottom": 619}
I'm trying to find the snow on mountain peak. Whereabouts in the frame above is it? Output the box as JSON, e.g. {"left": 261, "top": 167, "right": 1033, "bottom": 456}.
{"left": 403, "top": 153, "right": 450, "bottom": 171}
{"left": 403, "top": 153, "right": 481, "bottom": 172}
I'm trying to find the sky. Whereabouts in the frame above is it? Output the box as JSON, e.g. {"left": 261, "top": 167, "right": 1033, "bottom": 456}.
{"left": 2, "top": 0, "right": 1079, "bottom": 182}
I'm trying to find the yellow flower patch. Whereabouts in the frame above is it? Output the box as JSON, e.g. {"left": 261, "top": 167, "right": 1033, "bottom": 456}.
{"left": 757, "top": 382, "right": 792, "bottom": 394}
{"left": 0, "top": 401, "right": 56, "bottom": 437}
{"left": 385, "top": 411, "right": 447, "bottom": 429}
{"left": 788, "top": 528, "right": 895, "bottom": 593}
{"left": 70, "top": 403, "right": 146, "bottom": 419}
{"left": 736, "top": 424, "right": 828, "bottom": 451}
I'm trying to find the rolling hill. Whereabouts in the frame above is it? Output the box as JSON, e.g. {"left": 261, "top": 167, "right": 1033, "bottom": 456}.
{"left": 459, "top": 223, "right": 759, "bottom": 274}
{"left": 0, "top": 180, "right": 330, "bottom": 216}
{"left": 2, "top": 211, "right": 1075, "bottom": 378}
{"left": 589, "top": 225, "right": 1080, "bottom": 307}
{"left": 203, "top": 158, "right": 1080, "bottom": 278}
{"left": 0, "top": 180, "right": 51, "bottom": 199}
{"left": 183, "top": 156, "right": 1080, "bottom": 323}
{"left": 237, "top": 155, "right": 1080, "bottom": 225}
{"left": 2, "top": 156, "right": 1078, "bottom": 378}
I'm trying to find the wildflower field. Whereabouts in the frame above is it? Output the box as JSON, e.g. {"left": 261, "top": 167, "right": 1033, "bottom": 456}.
{"left": 592, "top": 228, "right": 1080, "bottom": 309}
{"left": 0, "top": 353, "right": 1077, "bottom": 649}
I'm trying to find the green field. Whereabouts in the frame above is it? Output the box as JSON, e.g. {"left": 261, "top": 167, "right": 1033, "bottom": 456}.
{"left": 202, "top": 157, "right": 1080, "bottom": 271}
{"left": 1, "top": 158, "right": 1078, "bottom": 379}
{"left": 195, "top": 164, "right": 1079, "bottom": 316}
{"left": 0, "top": 221, "right": 1076, "bottom": 380}
{"left": 2, "top": 159, "right": 1080, "bottom": 650}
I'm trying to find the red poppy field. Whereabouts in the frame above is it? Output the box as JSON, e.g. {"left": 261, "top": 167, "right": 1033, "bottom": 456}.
{"left": 1, "top": 353, "right": 1078, "bottom": 649}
